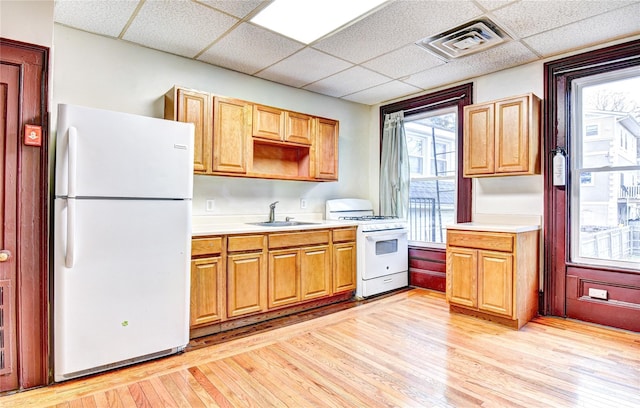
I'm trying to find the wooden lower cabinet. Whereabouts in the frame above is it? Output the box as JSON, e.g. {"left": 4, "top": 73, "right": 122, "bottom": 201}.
{"left": 227, "top": 251, "right": 267, "bottom": 318}
{"left": 446, "top": 228, "right": 538, "bottom": 329}
{"left": 190, "top": 227, "right": 356, "bottom": 338}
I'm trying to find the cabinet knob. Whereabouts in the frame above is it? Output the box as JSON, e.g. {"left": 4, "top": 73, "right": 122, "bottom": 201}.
{"left": 0, "top": 250, "right": 11, "bottom": 262}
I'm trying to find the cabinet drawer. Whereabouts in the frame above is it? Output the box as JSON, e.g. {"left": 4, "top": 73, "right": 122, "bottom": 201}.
{"left": 228, "top": 234, "right": 265, "bottom": 252}
{"left": 447, "top": 230, "right": 513, "bottom": 252}
{"left": 269, "top": 230, "right": 330, "bottom": 249}
{"left": 332, "top": 228, "right": 356, "bottom": 243}
{"left": 192, "top": 236, "right": 223, "bottom": 257}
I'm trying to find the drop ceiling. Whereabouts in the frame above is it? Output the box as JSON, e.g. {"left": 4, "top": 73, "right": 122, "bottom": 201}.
{"left": 53, "top": 0, "right": 640, "bottom": 106}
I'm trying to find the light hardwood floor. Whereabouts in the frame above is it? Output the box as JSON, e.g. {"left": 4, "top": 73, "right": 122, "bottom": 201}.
{"left": 2, "top": 289, "right": 639, "bottom": 407}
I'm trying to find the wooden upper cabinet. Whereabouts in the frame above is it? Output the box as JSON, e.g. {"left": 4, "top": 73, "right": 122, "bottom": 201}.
{"left": 463, "top": 93, "right": 540, "bottom": 177}
{"left": 164, "top": 87, "right": 212, "bottom": 173}
{"left": 315, "top": 117, "right": 339, "bottom": 180}
{"left": 253, "top": 105, "right": 313, "bottom": 146}
{"left": 213, "top": 97, "right": 251, "bottom": 174}
{"left": 253, "top": 104, "right": 284, "bottom": 142}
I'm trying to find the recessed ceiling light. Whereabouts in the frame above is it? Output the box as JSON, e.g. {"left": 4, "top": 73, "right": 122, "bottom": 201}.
{"left": 250, "top": 0, "right": 387, "bottom": 44}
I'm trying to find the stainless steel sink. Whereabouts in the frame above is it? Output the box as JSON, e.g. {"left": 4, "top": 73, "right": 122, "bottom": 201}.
{"left": 248, "top": 221, "right": 319, "bottom": 227}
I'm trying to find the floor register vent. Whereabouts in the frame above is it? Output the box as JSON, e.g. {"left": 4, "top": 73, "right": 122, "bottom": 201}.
{"left": 415, "top": 18, "right": 509, "bottom": 60}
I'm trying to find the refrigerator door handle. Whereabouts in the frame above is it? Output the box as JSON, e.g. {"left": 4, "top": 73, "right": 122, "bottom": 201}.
{"left": 68, "top": 126, "right": 78, "bottom": 198}
{"left": 65, "top": 198, "right": 76, "bottom": 268}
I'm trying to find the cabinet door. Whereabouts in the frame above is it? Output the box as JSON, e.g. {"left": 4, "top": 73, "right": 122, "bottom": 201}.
{"left": 478, "top": 250, "right": 513, "bottom": 317}
{"left": 446, "top": 247, "right": 478, "bottom": 308}
{"left": 285, "top": 111, "right": 313, "bottom": 145}
{"left": 268, "top": 249, "right": 300, "bottom": 308}
{"left": 463, "top": 103, "right": 494, "bottom": 176}
{"left": 315, "top": 117, "right": 339, "bottom": 180}
{"left": 213, "top": 97, "right": 250, "bottom": 173}
{"left": 253, "top": 104, "right": 284, "bottom": 141}
{"left": 495, "top": 96, "right": 529, "bottom": 174}
{"left": 301, "top": 245, "right": 331, "bottom": 300}
{"left": 227, "top": 252, "right": 267, "bottom": 318}
{"left": 190, "top": 257, "right": 224, "bottom": 327}
{"left": 177, "top": 89, "right": 211, "bottom": 173}
{"left": 333, "top": 242, "right": 356, "bottom": 293}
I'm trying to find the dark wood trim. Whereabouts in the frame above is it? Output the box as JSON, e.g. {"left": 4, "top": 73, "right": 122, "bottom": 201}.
{"left": 379, "top": 83, "right": 473, "bottom": 223}
{"left": 0, "top": 37, "right": 50, "bottom": 390}
{"left": 408, "top": 246, "right": 446, "bottom": 292}
{"left": 543, "top": 39, "right": 640, "bottom": 326}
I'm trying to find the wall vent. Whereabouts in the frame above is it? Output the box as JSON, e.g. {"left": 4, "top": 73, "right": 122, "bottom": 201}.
{"left": 415, "top": 19, "right": 509, "bottom": 60}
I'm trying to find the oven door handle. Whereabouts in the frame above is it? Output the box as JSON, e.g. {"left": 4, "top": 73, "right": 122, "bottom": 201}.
{"left": 365, "top": 232, "right": 407, "bottom": 242}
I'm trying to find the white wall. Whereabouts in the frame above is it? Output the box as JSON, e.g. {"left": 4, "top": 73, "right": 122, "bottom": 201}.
{"left": 52, "top": 25, "right": 372, "bottom": 218}
{"left": 1, "top": 1, "right": 54, "bottom": 47}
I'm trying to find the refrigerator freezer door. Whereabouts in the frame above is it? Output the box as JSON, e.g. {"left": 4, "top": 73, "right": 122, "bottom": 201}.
{"left": 53, "top": 198, "right": 191, "bottom": 380}
{"left": 55, "top": 104, "right": 194, "bottom": 199}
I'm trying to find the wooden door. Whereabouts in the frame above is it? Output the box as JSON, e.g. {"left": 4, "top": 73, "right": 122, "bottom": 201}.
{"left": 252, "top": 104, "right": 283, "bottom": 141}
{"left": 227, "top": 252, "right": 266, "bottom": 318}
{"left": 315, "top": 117, "right": 339, "bottom": 180}
{"left": 446, "top": 248, "right": 478, "bottom": 308}
{"left": 177, "top": 89, "right": 211, "bottom": 173}
{"left": 463, "top": 103, "right": 494, "bottom": 176}
{"left": 333, "top": 242, "right": 356, "bottom": 293}
{"left": 300, "top": 245, "right": 331, "bottom": 300}
{"left": 477, "top": 251, "right": 513, "bottom": 317}
{"left": 213, "top": 97, "right": 250, "bottom": 174}
{"left": 268, "top": 249, "right": 300, "bottom": 308}
{"left": 0, "top": 39, "right": 49, "bottom": 392}
{"left": 190, "top": 257, "right": 224, "bottom": 327}
{"left": 494, "top": 96, "right": 529, "bottom": 174}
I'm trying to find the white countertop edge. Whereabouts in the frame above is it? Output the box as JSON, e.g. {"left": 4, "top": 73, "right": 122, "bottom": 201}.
{"left": 445, "top": 222, "right": 541, "bottom": 233}
{"left": 192, "top": 219, "right": 359, "bottom": 236}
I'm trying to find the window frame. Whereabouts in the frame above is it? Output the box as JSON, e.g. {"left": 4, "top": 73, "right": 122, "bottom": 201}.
{"left": 379, "top": 83, "right": 473, "bottom": 246}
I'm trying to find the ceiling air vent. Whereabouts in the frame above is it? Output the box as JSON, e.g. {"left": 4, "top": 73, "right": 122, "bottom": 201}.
{"left": 416, "top": 19, "right": 509, "bottom": 60}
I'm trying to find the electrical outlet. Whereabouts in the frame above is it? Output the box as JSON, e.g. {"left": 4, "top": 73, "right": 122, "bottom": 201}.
{"left": 205, "top": 200, "right": 215, "bottom": 212}
{"left": 300, "top": 198, "right": 307, "bottom": 209}
{"left": 588, "top": 288, "right": 608, "bottom": 300}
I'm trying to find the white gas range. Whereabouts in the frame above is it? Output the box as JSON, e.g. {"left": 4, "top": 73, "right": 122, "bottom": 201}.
{"left": 326, "top": 199, "right": 409, "bottom": 298}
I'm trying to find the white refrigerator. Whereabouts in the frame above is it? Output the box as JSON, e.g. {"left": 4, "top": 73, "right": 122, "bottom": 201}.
{"left": 53, "top": 104, "right": 194, "bottom": 381}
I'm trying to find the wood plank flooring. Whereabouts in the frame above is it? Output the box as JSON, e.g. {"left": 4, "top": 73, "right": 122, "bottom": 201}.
{"left": 2, "top": 289, "right": 639, "bottom": 407}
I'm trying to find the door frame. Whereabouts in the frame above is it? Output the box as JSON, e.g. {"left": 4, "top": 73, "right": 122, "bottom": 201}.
{"left": 543, "top": 39, "right": 640, "bottom": 330}
{"left": 0, "top": 37, "right": 50, "bottom": 390}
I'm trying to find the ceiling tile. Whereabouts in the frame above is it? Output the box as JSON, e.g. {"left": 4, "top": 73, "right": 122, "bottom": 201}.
{"left": 523, "top": 3, "right": 640, "bottom": 57}
{"left": 492, "top": 0, "right": 637, "bottom": 39}
{"left": 54, "top": 0, "right": 138, "bottom": 37}
{"left": 303, "top": 66, "right": 391, "bottom": 98}
{"left": 342, "top": 81, "right": 423, "bottom": 105}
{"left": 196, "top": 0, "right": 267, "bottom": 19}
{"left": 123, "top": 0, "right": 238, "bottom": 58}
{"left": 198, "top": 23, "right": 304, "bottom": 75}
{"left": 474, "top": 0, "right": 517, "bottom": 12}
{"left": 312, "top": 0, "right": 483, "bottom": 64}
{"left": 256, "top": 48, "right": 352, "bottom": 88}
{"left": 405, "top": 41, "right": 538, "bottom": 90}
{"left": 362, "top": 44, "right": 446, "bottom": 79}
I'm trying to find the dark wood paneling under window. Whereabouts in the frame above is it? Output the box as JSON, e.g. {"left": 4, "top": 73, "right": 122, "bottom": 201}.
{"left": 408, "top": 247, "right": 446, "bottom": 292}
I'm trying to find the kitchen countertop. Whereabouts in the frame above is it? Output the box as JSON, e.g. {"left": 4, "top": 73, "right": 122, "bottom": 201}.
{"left": 192, "top": 215, "right": 358, "bottom": 236}
{"left": 446, "top": 222, "right": 541, "bottom": 233}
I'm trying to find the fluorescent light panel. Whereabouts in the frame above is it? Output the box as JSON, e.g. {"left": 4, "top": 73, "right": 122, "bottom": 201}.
{"left": 251, "top": 0, "right": 387, "bottom": 44}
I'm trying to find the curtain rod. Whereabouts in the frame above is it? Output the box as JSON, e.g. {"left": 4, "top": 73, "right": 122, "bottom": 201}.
{"left": 401, "top": 95, "right": 466, "bottom": 115}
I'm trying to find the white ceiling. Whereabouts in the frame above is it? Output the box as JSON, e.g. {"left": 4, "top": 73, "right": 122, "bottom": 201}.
{"left": 54, "top": 0, "right": 640, "bottom": 106}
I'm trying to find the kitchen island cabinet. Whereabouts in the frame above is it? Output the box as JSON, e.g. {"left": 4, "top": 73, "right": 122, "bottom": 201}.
{"left": 446, "top": 224, "right": 539, "bottom": 329}
{"left": 463, "top": 93, "right": 540, "bottom": 177}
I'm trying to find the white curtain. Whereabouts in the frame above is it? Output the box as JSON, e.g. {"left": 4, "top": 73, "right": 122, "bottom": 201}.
{"left": 379, "top": 111, "right": 410, "bottom": 218}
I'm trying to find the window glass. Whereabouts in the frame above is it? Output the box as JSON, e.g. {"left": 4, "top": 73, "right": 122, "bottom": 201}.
{"left": 405, "top": 107, "right": 457, "bottom": 245}
{"left": 572, "top": 68, "right": 640, "bottom": 269}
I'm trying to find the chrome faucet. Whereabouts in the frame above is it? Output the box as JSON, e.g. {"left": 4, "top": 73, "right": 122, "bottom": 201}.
{"left": 268, "top": 201, "right": 279, "bottom": 223}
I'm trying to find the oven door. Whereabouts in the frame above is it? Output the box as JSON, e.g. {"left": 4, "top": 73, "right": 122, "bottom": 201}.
{"left": 362, "top": 228, "right": 409, "bottom": 280}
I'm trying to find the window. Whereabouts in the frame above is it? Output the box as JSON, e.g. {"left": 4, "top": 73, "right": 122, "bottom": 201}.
{"left": 571, "top": 67, "right": 640, "bottom": 269}
{"left": 586, "top": 124, "right": 599, "bottom": 136}
{"left": 380, "top": 84, "right": 472, "bottom": 248}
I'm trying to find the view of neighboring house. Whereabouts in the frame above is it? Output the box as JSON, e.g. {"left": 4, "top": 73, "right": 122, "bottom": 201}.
{"left": 579, "top": 110, "right": 640, "bottom": 260}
